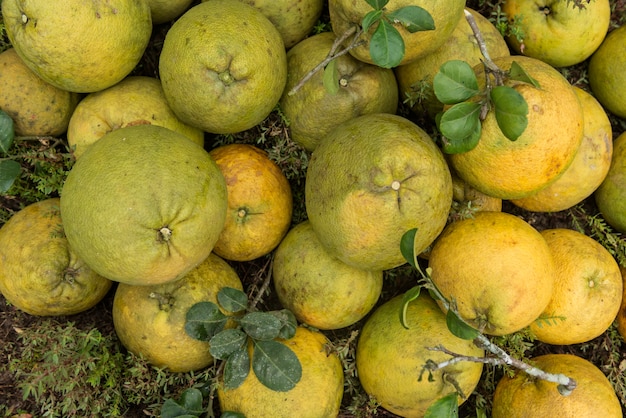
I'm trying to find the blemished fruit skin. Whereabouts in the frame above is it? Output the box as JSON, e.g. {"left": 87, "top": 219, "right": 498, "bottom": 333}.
{"left": 356, "top": 293, "right": 484, "bottom": 417}
{"left": 0, "top": 198, "right": 112, "bottom": 316}
{"left": 595, "top": 132, "right": 626, "bottom": 234}
{"left": 588, "top": 25, "right": 626, "bottom": 119}
{"left": 60, "top": 124, "right": 228, "bottom": 286}
{"left": 112, "top": 252, "right": 243, "bottom": 373}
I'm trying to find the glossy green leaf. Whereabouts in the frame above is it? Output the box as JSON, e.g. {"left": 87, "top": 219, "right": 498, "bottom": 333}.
{"left": 438, "top": 102, "right": 482, "bottom": 154}
{"left": 0, "top": 160, "right": 21, "bottom": 194}
{"left": 400, "top": 286, "right": 421, "bottom": 329}
{"left": 160, "top": 388, "right": 204, "bottom": 418}
{"left": 217, "top": 287, "right": 248, "bottom": 314}
{"left": 446, "top": 309, "right": 479, "bottom": 340}
{"left": 400, "top": 228, "right": 418, "bottom": 267}
{"left": 0, "top": 110, "right": 15, "bottom": 155}
{"left": 490, "top": 85, "right": 528, "bottom": 141}
{"left": 209, "top": 328, "right": 247, "bottom": 359}
{"left": 509, "top": 61, "right": 540, "bottom": 88}
{"left": 386, "top": 6, "right": 435, "bottom": 33}
{"left": 369, "top": 19, "right": 405, "bottom": 68}
{"left": 365, "top": 0, "right": 388, "bottom": 10}
{"left": 424, "top": 392, "right": 459, "bottom": 418}
{"left": 323, "top": 58, "right": 340, "bottom": 95}
{"left": 252, "top": 340, "right": 302, "bottom": 392}
{"left": 269, "top": 309, "right": 298, "bottom": 340}
{"left": 433, "top": 60, "right": 480, "bottom": 105}
{"left": 223, "top": 345, "right": 250, "bottom": 390}
{"left": 362, "top": 9, "right": 383, "bottom": 33}
{"left": 240, "top": 311, "right": 282, "bottom": 341}
{"left": 184, "top": 301, "right": 228, "bottom": 342}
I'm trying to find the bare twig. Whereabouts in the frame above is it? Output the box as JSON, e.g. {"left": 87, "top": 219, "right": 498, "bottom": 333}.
{"left": 248, "top": 256, "right": 274, "bottom": 311}
{"left": 463, "top": 9, "right": 506, "bottom": 86}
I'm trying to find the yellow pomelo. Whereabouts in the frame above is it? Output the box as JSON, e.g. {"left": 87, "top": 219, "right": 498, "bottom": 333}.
{"left": 272, "top": 220, "right": 383, "bottom": 330}
{"left": 0, "top": 198, "right": 112, "bottom": 316}
{"left": 1, "top": 0, "right": 152, "bottom": 93}
{"left": 511, "top": 86, "right": 613, "bottom": 212}
{"left": 209, "top": 143, "right": 292, "bottom": 262}
{"left": 502, "top": 0, "right": 610, "bottom": 68}
{"left": 451, "top": 169, "right": 503, "bottom": 214}
{"left": 449, "top": 55, "right": 584, "bottom": 200}
{"left": 428, "top": 211, "right": 555, "bottom": 336}
{"left": 280, "top": 31, "right": 398, "bottom": 152}
{"left": 305, "top": 113, "right": 453, "bottom": 271}
{"left": 395, "top": 7, "right": 510, "bottom": 119}
{"left": 529, "top": 228, "right": 622, "bottom": 345}
{"left": 67, "top": 76, "right": 205, "bottom": 159}
{"left": 112, "top": 252, "right": 243, "bottom": 373}
{"left": 329, "top": 0, "right": 466, "bottom": 66}
{"left": 588, "top": 25, "right": 626, "bottom": 118}
{"left": 616, "top": 266, "right": 626, "bottom": 340}
{"left": 492, "top": 353, "right": 622, "bottom": 418}
{"left": 595, "top": 132, "right": 626, "bottom": 234}
{"left": 60, "top": 124, "right": 228, "bottom": 286}
{"left": 0, "top": 48, "right": 80, "bottom": 136}
{"left": 147, "top": 0, "right": 193, "bottom": 24}
{"left": 159, "top": 0, "right": 287, "bottom": 134}
{"left": 202, "top": 0, "right": 324, "bottom": 49}
{"left": 356, "top": 293, "right": 484, "bottom": 417}
{"left": 217, "top": 326, "right": 344, "bottom": 418}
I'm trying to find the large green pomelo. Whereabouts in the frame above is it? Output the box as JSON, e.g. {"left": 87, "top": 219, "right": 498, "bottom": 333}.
{"left": 60, "top": 124, "right": 227, "bottom": 286}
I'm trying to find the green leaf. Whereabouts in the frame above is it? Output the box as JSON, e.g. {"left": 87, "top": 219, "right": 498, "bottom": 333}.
{"left": 490, "top": 85, "right": 528, "bottom": 141}
{"left": 252, "top": 340, "right": 302, "bottom": 392}
{"left": 322, "top": 58, "right": 340, "bottom": 95}
{"left": 364, "top": 0, "right": 388, "bottom": 10}
{"left": 400, "top": 228, "right": 418, "bottom": 267}
{"left": 209, "top": 328, "right": 247, "bottom": 359}
{"left": 221, "top": 413, "right": 246, "bottom": 418}
{"left": 218, "top": 287, "right": 248, "bottom": 314}
{"left": 433, "top": 60, "right": 480, "bottom": 105}
{"left": 0, "top": 160, "right": 21, "bottom": 194}
{"left": 438, "top": 102, "right": 482, "bottom": 154}
{"left": 400, "top": 286, "right": 421, "bottom": 329}
{"left": 269, "top": 309, "right": 298, "bottom": 340}
{"left": 424, "top": 392, "right": 458, "bottom": 418}
{"left": 386, "top": 6, "right": 435, "bottom": 33}
{"left": 240, "top": 311, "right": 282, "bottom": 341}
{"left": 369, "top": 19, "right": 405, "bottom": 68}
{"left": 509, "top": 61, "right": 540, "bottom": 88}
{"left": 362, "top": 9, "right": 383, "bottom": 33}
{"left": 446, "top": 309, "right": 479, "bottom": 340}
{"left": 160, "top": 388, "right": 204, "bottom": 418}
{"left": 184, "top": 302, "right": 228, "bottom": 342}
{"left": 0, "top": 110, "right": 15, "bottom": 155}
{"left": 223, "top": 345, "right": 250, "bottom": 390}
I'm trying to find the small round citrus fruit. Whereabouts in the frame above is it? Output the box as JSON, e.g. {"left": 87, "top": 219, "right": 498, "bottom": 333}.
{"left": 60, "top": 124, "right": 228, "bottom": 286}
{"left": 67, "top": 76, "right": 205, "bottom": 159}
{"left": 0, "top": 198, "right": 112, "bottom": 316}
{"left": 147, "top": 0, "right": 193, "bottom": 24}
{"left": 356, "top": 293, "right": 484, "bottom": 417}
{"left": 209, "top": 143, "right": 293, "bottom": 262}
{"left": 529, "top": 228, "right": 622, "bottom": 345}
{"left": 272, "top": 220, "right": 383, "bottom": 330}
{"left": 511, "top": 86, "right": 613, "bottom": 212}
{"left": 428, "top": 211, "right": 555, "bottom": 336}
{"left": 305, "top": 113, "right": 453, "bottom": 271}
{"left": 217, "top": 326, "right": 344, "bottom": 418}
{"left": 595, "top": 131, "right": 626, "bottom": 234}
{"left": 159, "top": 0, "right": 287, "bottom": 134}
{"left": 1, "top": 0, "right": 152, "bottom": 92}
{"left": 112, "top": 252, "right": 243, "bottom": 373}
{"left": 588, "top": 25, "right": 626, "bottom": 118}
{"left": 492, "top": 353, "right": 622, "bottom": 418}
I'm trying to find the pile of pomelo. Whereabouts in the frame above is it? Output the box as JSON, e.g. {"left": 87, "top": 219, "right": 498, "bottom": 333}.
{"left": 1, "top": 0, "right": 625, "bottom": 416}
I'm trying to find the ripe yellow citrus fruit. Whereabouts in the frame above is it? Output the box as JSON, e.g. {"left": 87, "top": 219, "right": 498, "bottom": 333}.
{"left": 1, "top": 0, "right": 152, "bottom": 93}
{"left": 0, "top": 48, "right": 79, "bottom": 136}
{"left": 67, "top": 76, "right": 205, "bottom": 159}
{"left": 588, "top": 25, "right": 626, "bottom": 118}
{"left": 305, "top": 113, "right": 453, "bottom": 271}
{"left": 112, "top": 252, "right": 243, "bottom": 373}
{"left": 616, "top": 266, "right": 626, "bottom": 340}
{"left": 395, "top": 7, "right": 510, "bottom": 119}
{"left": 428, "top": 211, "right": 555, "bottom": 336}
{"left": 492, "top": 353, "right": 623, "bottom": 418}
{"left": 449, "top": 55, "right": 584, "bottom": 200}
{"left": 595, "top": 131, "right": 626, "bottom": 234}
{"left": 451, "top": 169, "right": 503, "bottom": 214}
{"left": 60, "top": 124, "right": 228, "bottom": 286}
{"left": 502, "top": 0, "right": 611, "bottom": 68}
{"left": 147, "top": 0, "right": 193, "bottom": 24}
{"left": 0, "top": 198, "right": 112, "bottom": 316}
{"left": 272, "top": 220, "right": 383, "bottom": 330}
{"left": 529, "top": 228, "right": 622, "bottom": 345}
{"left": 511, "top": 86, "right": 613, "bottom": 212}
{"left": 209, "top": 143, "right": 293, "bottom": 262}
{"left": 159, "top": 0, "right": 287, "bottom": 134}
{"left": 329, "top": 0, "right": 466, "bottom": 66}
{"left": 279, "top": 31, "right": 398, "bottom": 152}
{"left": 356, "top": 293, "right": 484, "bottom": 417}
{"left": 217, "top": 326, "right": 344, "bottom": 418}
